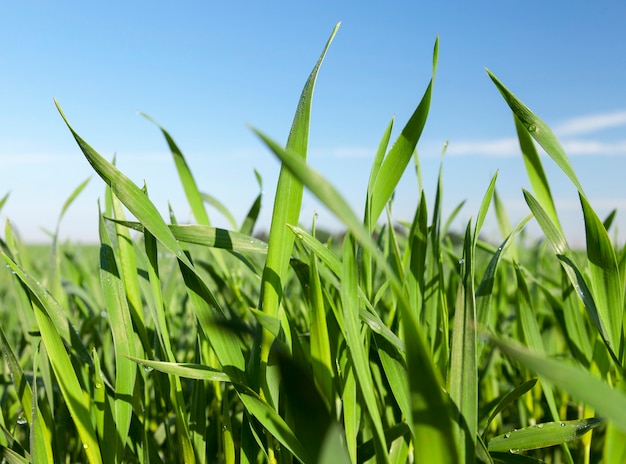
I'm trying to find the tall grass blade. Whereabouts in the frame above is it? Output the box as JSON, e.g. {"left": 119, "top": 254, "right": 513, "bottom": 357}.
{"left": 368, "top": 38, "right": 438, "bottom": 223}
{"left": 487, "top": 69, "right": 584, "bottom": 194}
{"left": 490, "top": 336, "right": 626, "bottom": 432}
{"left": 579, "top": 193, "right": 624, "bottom": 359}
{"left": 260, "top": 21, "right": 339, "bottom": 322}
{"left": 1, "top": 253, "right": 102, "bottom": 464}
{"left": 141, "top": 113, "right": 210, "bottom": 226}
{"left": 98, "top": 210, "right": 138, "bottom": 461}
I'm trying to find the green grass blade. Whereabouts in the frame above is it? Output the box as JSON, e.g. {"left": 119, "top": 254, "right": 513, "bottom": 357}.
{"left": 490, "top": 336, "right": 626, "bottom": 432}
{"left": 1, "top": 253, "right": 102, "bottom": 464}
{"left": 514, "top": 115, "right": 560, "bottom": 228}
{"left": 98, "top": 210, "right": 138, "bottom": 461}
{"left": 201, "top": 192, "right": 238, "bottom": 230}
{"left": 341, "top": 234, "right": 389, "bottom": 463}
{"left": 260, "top": 22, "right": 340, "bottom": 322}
{"left": 141, "top": 113, "right": 210, "bottom": 226}
{"left": 365, "top": 116, "right": 394, "bottom": 230}
{"left": 488, "top": 418, "right": 604, "bottom": 453}
{"left": 449, "top": 221, "right": 477, "bottom": 460}
{"left": 54, "top": 100, "right": 195, "bottom": 271}
{"left": 369, "top": 38, "right": 438, "bottom": 223}
{"left": 487, "top": 69, "right": 584, "bottom": 194}
{"left": 579, "top": 193, "right": 624, "bottom": 358}
{"left": 308, "top": 243, "right": 334, "bottom": 410}
{"left": 0, "top": 326, "right": 54, "bottom": 462}
{"left": 125, "top": 357, "right": 231, "bottom": 382}
{"left": 482, "top": 379, "right": 538, "bottom": 436}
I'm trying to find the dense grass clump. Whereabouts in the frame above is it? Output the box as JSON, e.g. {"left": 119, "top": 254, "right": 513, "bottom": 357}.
{"left": 1, "top": 23, "right": 626, "bottom": 463}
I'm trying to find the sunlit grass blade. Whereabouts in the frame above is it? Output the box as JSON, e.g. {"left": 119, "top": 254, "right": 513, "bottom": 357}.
{"left": 449, "top": 222, "right": 477, "bottom": 460}
{"left": 55, "top": 100, "right": 193, "bottom": 268}
{"left": 260, "top": 21, "right": 340, "bottom": 322}
{"left": 1, "top": 252, "right": 102, "bottom": 464}
{"left": 98, "top": 210, "right": 138, "bottom": 461}
{"left": 341, "top": 234, "right": 389, "bottom": 463}
{"left": 253, "top": 127, "right": 458, "bottom": 462}
{"left": 307, "top": 233, "right": 334, "bottom": 410}
{"left": 125, "top": 356, "right": 231, "bottom": 382}
{"left": 0, "top": 326, "right": 53, "bottom": 462}
{"left": 201, "top": 192, "right": 238, "bottom": 229}
{"left": 240, "top": 170, "right": 263, "bottom": 235}
{"left": 487, "top": 69, "right": 584, "bottom": 195}
{"left": 514, "top": 115, "right": 560, "bottom": 228}
{"left": 490, "top": 335, "right": 626, "bottom": 432}
{"left": 579, "top": 193, "right": 624, "bottom": 359}
{"left": 481, "top": 378, "right": 538, "bottom": 436}
{"left": 368, "top": 37, "right": 438, "bottom": 223}
{"left": 487, "top": 418, "right": 604, "bottom": 453}
{"left": 55, "top": 101, "right": 247, "bottom": 375}
{"left": 141, "top": 113, "right": 210, "bottom": 226}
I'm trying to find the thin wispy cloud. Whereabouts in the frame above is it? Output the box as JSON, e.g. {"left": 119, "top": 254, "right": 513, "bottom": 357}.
{"left": 444, "top": 110, "right": 626, "bottom": 157}
{"left": 318, "top": 111, "right": 626, "bottom": 159}
{"left": 554, "top": 111, "right": 626, "bottom": 137}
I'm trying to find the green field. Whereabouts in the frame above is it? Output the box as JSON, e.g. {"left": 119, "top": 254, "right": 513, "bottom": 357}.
{"left": 1, "top": 24, "right": 625, "bottom": 463}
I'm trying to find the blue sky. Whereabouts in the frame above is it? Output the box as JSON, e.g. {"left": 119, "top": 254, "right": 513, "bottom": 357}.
{"left": 1, "top": 2, "right": 625, "bottom": 245}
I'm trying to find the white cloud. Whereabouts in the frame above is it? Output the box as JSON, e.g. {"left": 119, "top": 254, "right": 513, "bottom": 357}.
{"left": 445, "top": 138, "right": 519, "bottom": 157}
{"left": 554, "top": 111, "right": 626, "bottom": 137}
{"left": 439, "top": 110, "right": 626, "bottom": 157}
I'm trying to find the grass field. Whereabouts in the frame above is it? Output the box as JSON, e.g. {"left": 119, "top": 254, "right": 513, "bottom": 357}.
{"left": 1, "top": 23, "right": 625, "bottom": 463}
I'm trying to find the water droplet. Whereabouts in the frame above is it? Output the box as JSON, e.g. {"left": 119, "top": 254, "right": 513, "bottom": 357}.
{"left": 560, "top": 422, "right": 566, "bottom": 427}
{"left": 16, "top": 414, "right": 27, "bottom": 425}
{"left": 143, "top": 365, "right": 154, "bottom": 373}
{"left": 83, "top": 444, "right": 89, "bottom": 450}
{"left": 458, "top": 259, "right": 465, "bottom": 265}
{"left": 100, "top": 311, "right": 108, "bottom": 319}
{"left": 222, "top": 425, "right": 228, "bottom": 431}
{"left": 176, "top": 250, "right": 183, "bottom": 257}
{"left": 504, "top": 432, "right": 511, "bottom": 438}
{"left": 528, "top": 123, "right": 537, "bottom": 132}
{"left": 509, "top": 448, "right": 520, "bottom": 454}
{"left": 537, "top": 423, "right": 544, "bottom": 428}
{"left": 95, "top": 382, "right": 103, "bottom": 389}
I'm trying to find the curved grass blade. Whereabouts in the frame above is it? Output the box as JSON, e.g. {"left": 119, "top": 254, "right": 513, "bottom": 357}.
{"left": 481, "top": 379, "right": 538, "bottom": 436}
{"left": 514, "top": 115, "right": 560, "bottom": 228}
{"left": 449, "top": 222, "right": 477, "bottom": 461}
{"left": 487, "top": 69, "right": 584, "bottom": 195}
{"left": 98, "top": 211, "right": 138, "bottom": 460}
{"left": 488, "top": 418, "right": 604, "bottom": 453}
{"left": 0, "top": 326, "right": 54, "bottom": 462}
{"left": 369, "top": 38, "right": 438, "bottom": 223}
{"left": 341, "top": 234, "right": 389, "bottom": 463}
{"left": 55, "top": 102, "right": 246, "bottom": 376}
{"left": 125, "top": 357, "right": 231, "bottom": 383}
{"left": 254, "top": 129, "right": 459, "bottom": 462}
{"left": 490, "top": 335, "right": 626, "bottom": 432}
{"left": 141, "top": 113, "right": 210, "bottom": 226}
{"left": 201, "top": 192, "right": 238, "bottom": 230}
{"left": 1, "top": 252, "right": 102, "bottom": 464}
{"left": 260, "top": 21, "right": 340, "bottom": 321}
{"left": 579, "top": 193, "right": 624, "bottom": 358}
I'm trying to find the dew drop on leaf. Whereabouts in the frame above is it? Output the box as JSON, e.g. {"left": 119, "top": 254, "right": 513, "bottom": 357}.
{"left": 16, "top": 414, "right": 27, "bottom": 425}
{"left": 528, "top": 123, "right": 537, "bottom": 132}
